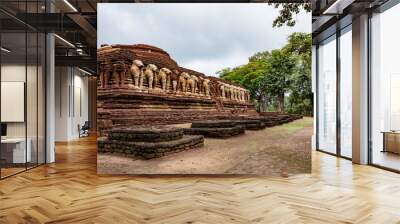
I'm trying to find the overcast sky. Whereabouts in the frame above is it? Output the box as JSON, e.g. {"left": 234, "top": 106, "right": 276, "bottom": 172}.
{"left": 98, "top": 3, "right": 311, "bottom": 76}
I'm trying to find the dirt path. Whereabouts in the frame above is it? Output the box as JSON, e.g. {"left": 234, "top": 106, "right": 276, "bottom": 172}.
{"left": 97, "top": 118, "right": 313, "bottom": 176}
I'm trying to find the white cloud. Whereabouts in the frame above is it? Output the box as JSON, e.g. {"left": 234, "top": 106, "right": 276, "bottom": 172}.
{"left": 98, "top": 3, "right": 311, "bottom": 76}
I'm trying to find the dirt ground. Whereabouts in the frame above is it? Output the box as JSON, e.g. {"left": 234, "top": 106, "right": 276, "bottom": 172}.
{"left": 97, "top": 117, "right": 313, "bottom": 176}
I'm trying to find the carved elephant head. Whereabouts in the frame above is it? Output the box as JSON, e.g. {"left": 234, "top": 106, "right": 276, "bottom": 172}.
{"left": 160, "top": 68, "right": 172, "bottom": 74}
{"left": 147, "top": 64, "right": 158, "bottom": 72}
{"left": 180, "top": 72, "right": 190, "bottom": 79}
{"left": 133, "top": 59, "right": 144, "bottom": 67}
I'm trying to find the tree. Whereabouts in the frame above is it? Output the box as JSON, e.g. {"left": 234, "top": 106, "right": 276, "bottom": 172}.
{"left": 217, "top": 32, "right": 312, "bottom": 115}
{"left": 283, "top": 32, "right": 312, "bottom": 59}
{"left": 249, "top": 51, "right": 270, "bottom": 62}
{"left": 283, "top": 33, "right": 313, "bottom": 115}
{"left": 270, "top": 2, "right": 312, "bottom": 27}
{"left": 259, "top": 49, "right": 296, "bottom": 112}
{"left": 216, "top": 68, "right": 232, "bottom": 79}
{"left": 217, "top": 51, "right": 270, "bottom": 111}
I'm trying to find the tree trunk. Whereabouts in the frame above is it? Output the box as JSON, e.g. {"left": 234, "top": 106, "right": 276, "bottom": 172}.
{"left": 259, "top": 95, "right": 266, "bottom": 112}
{"left": 260, "top": 96, "right": 265, "bottom": 112}
{"left": 257, "top": 96, "right": 263, "bottom": 112}
{"left": 277, "top": 93, "right": 284, "bottom": 112}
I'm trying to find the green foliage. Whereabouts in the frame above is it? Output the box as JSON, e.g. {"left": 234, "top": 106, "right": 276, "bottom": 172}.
{"left": 218, "top": 51, "right": 270, "bottom": 107}
{"left": 258, "top": 49, "right": 296, "bottom": 112}
{"left": 218, "top": 32, "right": 313, "bottom": 115}
{"left": 270, "top": 2, "right": 312, "bottom": 27}
{"left": 283, "top": 33, "right": 313, "bottom": 115}
{"left": 249, "top": 51, "right": 271, "bottom": 62}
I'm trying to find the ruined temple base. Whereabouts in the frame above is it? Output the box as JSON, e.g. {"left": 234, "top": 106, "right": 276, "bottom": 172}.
{"left": 97, "top": 88, "right": 257, "bottom": 136}
{"left": 183, "top": 120, "right": 245, "bottom": 138}
{"left": 98, "top": 126, "right": 204, "bottom": 159}
{"left": 233, "top": 120, "right": 266, "bottom": 130}
{"left": 98, "top": 135, "right": 204, "bottom": 159}
{"left": 184, "top": 126, "right": 245, "bottom": 138}
{"left": 97, "top": 117, "right": 313, "bottom": 175}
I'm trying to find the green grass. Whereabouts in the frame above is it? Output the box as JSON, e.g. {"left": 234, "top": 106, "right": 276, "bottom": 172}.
{"left": 274, "top": 117, "right": 313, "bottom": 135}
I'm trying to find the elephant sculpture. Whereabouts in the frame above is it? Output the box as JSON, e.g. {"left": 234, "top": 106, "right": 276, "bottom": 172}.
{"left": 225, "top": 85, "right": 231, "bottom": 99}
{"left": 170, "top": 69, "right": 180, "bottom": 92}
{"left": 231, "top": 86, "right": 236, "bottom": 100}
{"left": 100, "top": 68, "right": 108, "bottom": 88}
{"left": 225, "top": 84, "right": 229, "bottom": 98}
{"left": 192, "top": 75, "right": 200, "bottom": 93}
{"left": 112, "top": 64, "right": 121, "bottom": 87}
{"left": 234, "top": 87, "right": 239, "bottom": 100}
{"left": 130, "top": 60, "right": 144, "bottom": 87}
{"left": 178, "top": 72, "right": 190, "bottom": 92}
{"left": 113, "top": 62, "right": 129, "bottom": 87}
{"left": 230, "top": 85, "right": 235, "bottom": 100}
{"left": 197, "top": 77, "right": 204, "bottom": 94}
{"left": 233, "top": 86, "right": 238, "bottom": 100}
{"left": 197, "top": 77, "right": 203, "bottom": 94}
{"left": 157, "top": 68, "right": 172, "bottom": 91}
{"left": 201, "top": 78, "right": 211, "bottom": 96}
{"left": 187, "top": 75, "right": 199, "bottom": 94}
{"left": 101, "top": 63, "right": 112, "bottom": 88}
{"left": 121, "top": 66, "right": 129, "bottom": 87}
{"left": 219, "top": 82, "right": 225, "bottom": 98}
{"left": 140, "top": 64, "right": 158, "bottom": 89}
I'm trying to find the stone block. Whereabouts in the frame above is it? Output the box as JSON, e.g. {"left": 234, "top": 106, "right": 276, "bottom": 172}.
{"left": 184, "top": 125, "right": 245, "bottom": 138}
{"left": 191, "top": 120, "right": 238, "bottom": 129}
{"left": 98, "top": 135, "right": 204, "bottom": 159}
{"left": 109, "top": 126, "right": 184, "bottom": 142}
{"left": 233, "top": 120, "right": 266, "bottom": 130}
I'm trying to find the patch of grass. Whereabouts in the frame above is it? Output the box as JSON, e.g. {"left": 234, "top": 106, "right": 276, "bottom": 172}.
{"left": 274, "top": 117, "right": 313, "bottom": 134}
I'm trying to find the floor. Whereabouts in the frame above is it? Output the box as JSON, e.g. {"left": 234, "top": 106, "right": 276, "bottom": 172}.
{"left": 0, "top": 135, "right": 400, "bottom": 223}
{"left": 372, "top": 150, "right": 400, "bottom": 171}
{"left": 98, "top": 118, "right": 312, "bottom": 175}
{"left": 0, "top": 167, "right": 26, "bottom": 178}
{"left": 1, "top": 163, "right": 44, "bottom": 179}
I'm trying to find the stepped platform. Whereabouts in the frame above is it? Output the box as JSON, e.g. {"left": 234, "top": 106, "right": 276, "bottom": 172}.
{"left": 183, "top": 120, "right": 245, "bottom": 138}
{"left": 98, "top": 127, "right": 204, "bottom": 159}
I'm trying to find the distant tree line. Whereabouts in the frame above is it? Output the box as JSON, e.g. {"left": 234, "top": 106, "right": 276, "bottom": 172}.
{"left": 217, "top": 32, "right": 312, "bottom": 116}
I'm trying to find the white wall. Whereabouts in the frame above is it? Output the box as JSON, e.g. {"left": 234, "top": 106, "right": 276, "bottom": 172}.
{"left": 1, "top": 63, "right": 46, "bottom": 164}
{"left": 312, "top": 45, "right": 317, "bottom": 150}
{"left": 1, "top": 64, "right": 38, "bottom": 138}
{"left": 55, "top": 66, "right": 69, "bottom": 141}
{"left": 1, "top": 65, "right": 26, "bottom": 138}
{"left": 55, "top": 67, "right": 89, "bottom": 141}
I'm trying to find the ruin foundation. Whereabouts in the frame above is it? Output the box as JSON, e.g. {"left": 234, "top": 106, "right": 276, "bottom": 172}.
{"left": 97, "top": 44, "right": 257, "bottom": 137}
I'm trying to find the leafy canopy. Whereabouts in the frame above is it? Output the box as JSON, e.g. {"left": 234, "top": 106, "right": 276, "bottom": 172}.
{"left": 217, "top": 32, "right": 312, "bottom": 115}
{"left": 270, "top": 2, "right": 312, "bottom": 27}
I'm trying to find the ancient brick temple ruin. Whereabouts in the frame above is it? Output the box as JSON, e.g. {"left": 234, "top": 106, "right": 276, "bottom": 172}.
{"left": 97, "top": 44, "right": 257, "bottom": 136}
{"left": 97, "top": 44, "right": 303, "bottom": 159}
